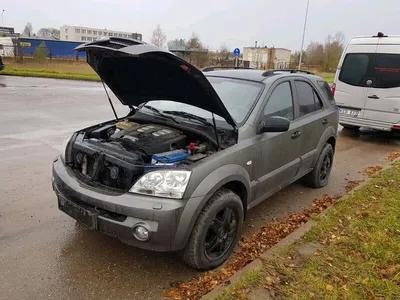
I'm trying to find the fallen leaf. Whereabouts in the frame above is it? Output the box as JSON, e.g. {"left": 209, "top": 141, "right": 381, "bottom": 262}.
{"left": 163, "top": 194, "right": 339, "bottom": 299}
{"left": 387, "top": 151, "right": 400, "bottom": 161}
{"left": 326, "top": 284, "right": 334, "bottom": 291}
{"left": 362, "top": 165, "right": 383, "bottom": 177}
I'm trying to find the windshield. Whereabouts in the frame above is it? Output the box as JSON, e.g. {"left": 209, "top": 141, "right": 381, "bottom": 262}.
{"left": 140, "top": 77, "right": 263, "bottom": 124}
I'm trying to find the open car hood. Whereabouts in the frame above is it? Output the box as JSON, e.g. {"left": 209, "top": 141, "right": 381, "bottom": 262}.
{"left": 75, "top": 38, "right": 236, "bottom": 128}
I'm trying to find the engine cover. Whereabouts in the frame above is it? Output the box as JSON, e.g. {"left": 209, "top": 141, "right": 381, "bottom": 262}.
{"left": 113, "top": 124, "right": 186, "bottom": 155}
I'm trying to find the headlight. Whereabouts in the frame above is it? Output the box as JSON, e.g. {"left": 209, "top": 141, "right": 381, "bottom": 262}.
{"left": 129, "top": 170, "right": 191, "bottom": 199}
{"left": 60, "top": 134, "right": 73, "bottom": 163}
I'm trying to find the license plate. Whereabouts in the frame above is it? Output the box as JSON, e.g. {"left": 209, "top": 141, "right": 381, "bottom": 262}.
{"left": 339, "top": 108, "right": 360, "bottom": 117}
{"left": 58, "top": 196, "right": 98, "bottom": 230}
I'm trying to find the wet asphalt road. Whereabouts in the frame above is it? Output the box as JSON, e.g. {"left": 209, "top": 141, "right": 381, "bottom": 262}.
{"left": 0, "top": 75, "right": 399, "bottom": 300}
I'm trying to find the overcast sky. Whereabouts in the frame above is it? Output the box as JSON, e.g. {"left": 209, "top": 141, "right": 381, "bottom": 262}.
{"left": 1, "top": 0, "right": 398, "bottom": 51}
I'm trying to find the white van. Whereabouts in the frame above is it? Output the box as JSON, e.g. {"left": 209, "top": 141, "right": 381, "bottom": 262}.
{"left": 333, "top": 32, "right": 400, "bottom": 131}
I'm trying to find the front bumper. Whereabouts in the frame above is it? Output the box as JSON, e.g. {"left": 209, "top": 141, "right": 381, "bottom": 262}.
{"left": 52, "top": 157, "right": 187, "bottom": 252}
{"left": 339, "top": 115, "right": 397, "bottom": 131}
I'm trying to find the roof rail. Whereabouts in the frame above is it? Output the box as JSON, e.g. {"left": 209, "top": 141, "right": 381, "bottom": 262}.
{"left": 202, "top": 66, "right": 254, "bottom": 72}
{"left": 261, "top": 69, "right": 314, "bottom": 77}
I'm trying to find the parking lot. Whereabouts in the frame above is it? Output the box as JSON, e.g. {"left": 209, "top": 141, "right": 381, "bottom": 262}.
{"left": 1, "top": 75, "right": 399, "bottom": 300}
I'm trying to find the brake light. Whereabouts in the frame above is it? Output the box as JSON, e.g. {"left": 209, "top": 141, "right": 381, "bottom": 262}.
{"left": 331, "top": 83, "right": 336, "bottom": 96}
{"left": 392, "top": 124, "right": 400, "bottom": 130}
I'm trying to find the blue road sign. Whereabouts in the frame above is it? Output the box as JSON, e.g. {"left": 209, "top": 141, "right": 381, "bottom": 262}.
{"left": 233, "top": 48, "right": 240, "bottom": 57}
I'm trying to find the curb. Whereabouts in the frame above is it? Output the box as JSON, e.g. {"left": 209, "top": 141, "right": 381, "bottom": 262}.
{"left": 200, "top": 221, "right": 316, "bottom": 300}
{"left": 201, "top": 158, "right": 398, "bottom": 300}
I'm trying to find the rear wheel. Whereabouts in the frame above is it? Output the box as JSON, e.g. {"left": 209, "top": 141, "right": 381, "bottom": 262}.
{"left": 340, "top": 124, "right": 360, "bottom": 131}
{"left": 182, "top": 189, "right": 243, "bottom": 270}
{"left": 303, "top": 143, "right": 334, "bottom": 188}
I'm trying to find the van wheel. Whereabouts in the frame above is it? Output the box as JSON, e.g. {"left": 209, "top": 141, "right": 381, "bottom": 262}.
{"left": 340, "top": 124, "right": 360, "bottom": 131}
{"left": 304, "top": 143, "right": 334, "bottom": 188}
{"left": 182, "top": 188, "right": 243, "bottom": 270}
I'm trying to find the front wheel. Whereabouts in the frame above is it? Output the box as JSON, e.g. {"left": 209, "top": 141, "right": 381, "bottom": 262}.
{"left": 303, "top": 143, "right": 334, "bottom": 188}
{"left": 182, "top": 189, "right": 244, "bottom": 270}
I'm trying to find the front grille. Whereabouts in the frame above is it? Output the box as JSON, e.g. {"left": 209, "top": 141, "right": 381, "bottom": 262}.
{"left": 71, "top": 139, "right": 144, "bottom": 191}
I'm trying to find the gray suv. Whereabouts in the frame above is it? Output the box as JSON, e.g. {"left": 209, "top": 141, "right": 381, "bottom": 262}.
{"left": 52, "top": 38, "right": 338, "bottom": 270}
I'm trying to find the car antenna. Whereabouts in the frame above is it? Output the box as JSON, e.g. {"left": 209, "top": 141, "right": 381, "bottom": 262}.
{"left": 101, "top": 79, "right": 118, "bottom": 121}
{"left": 211, "top": 113, "right": 220, "bottom": 149}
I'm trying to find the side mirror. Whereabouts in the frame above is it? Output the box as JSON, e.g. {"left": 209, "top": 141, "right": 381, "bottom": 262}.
{"left": 257, "top": 116, "right": 290, "bottom": 134}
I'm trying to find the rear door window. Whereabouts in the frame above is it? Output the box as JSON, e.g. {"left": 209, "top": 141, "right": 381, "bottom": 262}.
{"left": 295, "top": 81, "right": 323, "bottom": 117}
{"left": 339, "top": 53, "right": 373, "bottom": 86}
{"left": 373, "top": 54, "right": 400, "bottom": 88}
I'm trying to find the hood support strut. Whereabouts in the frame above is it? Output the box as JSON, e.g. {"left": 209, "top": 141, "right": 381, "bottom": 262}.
{"left": 211, "top": 113, "right": 220, "bottom": 150}
{"left": 101, "top": 79, "right": 119, "bottom": 121}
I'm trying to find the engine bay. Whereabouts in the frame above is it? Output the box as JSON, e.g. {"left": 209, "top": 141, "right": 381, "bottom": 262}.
{"left": 69, "top": 119, "right": 216, "bottom": 191}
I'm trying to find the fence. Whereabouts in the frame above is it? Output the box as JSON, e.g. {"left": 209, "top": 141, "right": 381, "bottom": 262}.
{"left": 0, "top": 38, "right": 87, "bottom": 62}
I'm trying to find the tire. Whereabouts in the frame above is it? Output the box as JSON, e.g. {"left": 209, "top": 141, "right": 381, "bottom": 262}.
{"left": 340, "top": 124, "right": 360, "bottom": 131}
{"left": 303, "top": 143, "right": 334, "bottom": 188}
{"left": 182, "top": 188, "right": 244, "bottom": 270}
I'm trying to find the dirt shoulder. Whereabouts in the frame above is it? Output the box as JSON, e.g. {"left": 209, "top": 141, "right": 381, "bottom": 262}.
{"left": 213, "top": 160, "right": 400, "bottom": 300}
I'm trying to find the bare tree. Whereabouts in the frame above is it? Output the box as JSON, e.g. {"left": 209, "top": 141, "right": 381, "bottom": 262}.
{"left": 324, "top": 31, "right": 345, "bottom": 71}
{"left": 305, "top": 42, "right": 325, "bottom": 67}
{"left": 22, "top": 22, "right": 33, "bottom": 37}
{"left": 219, "top": 44, "right": 231, "bottom": 60}
{"left": 186, "top": 32, "right": 202, "bottom": 50}
{"left": 37, "top": 28, "right": 60, "bottom": 39}
{"left": 167, "top": 38, "right": 186, "bottom": 50}
{"left": 151, "top": 24, "right": 166, "bottom": 48}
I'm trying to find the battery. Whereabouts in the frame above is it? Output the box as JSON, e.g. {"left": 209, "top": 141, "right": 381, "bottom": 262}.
{"left": 151, "top": 149, "right": 189, "bottom": 164}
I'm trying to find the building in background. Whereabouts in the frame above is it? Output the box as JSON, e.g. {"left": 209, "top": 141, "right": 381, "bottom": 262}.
{"left": 60, "top": 25, "right": 142, "bottom": 42}
{"left": 17, "top": 37, "right": 86, "bottom": 58}
{"left": 243, "top": 46, "right": 291, "bottom": 69}
{"left": 0, "top": 26, "right": 19, "bottom": 37}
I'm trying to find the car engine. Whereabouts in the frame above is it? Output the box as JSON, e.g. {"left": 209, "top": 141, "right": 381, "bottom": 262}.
{"left": 69, "top": 120, "right": 211, "bottom": 191}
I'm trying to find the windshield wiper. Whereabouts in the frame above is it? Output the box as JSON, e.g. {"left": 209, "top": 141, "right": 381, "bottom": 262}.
{"left": 143, "top": 105, "right": 179, "bottom": 124}
{"left": 163, "top": 111, "right": 213, "bottom": 127}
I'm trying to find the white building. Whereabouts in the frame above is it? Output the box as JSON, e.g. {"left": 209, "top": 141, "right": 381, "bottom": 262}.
{"left": 60, "top": 25, "right": 142, "bottom": 43}
{"left": 243, "top": 47, "right": 291, "bottom": 69}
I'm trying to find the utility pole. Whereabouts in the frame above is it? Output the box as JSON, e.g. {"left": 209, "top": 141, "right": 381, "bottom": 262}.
{"left": 1, "top": 9, "right": 5, "bottom": 26}
{"left": 298, "top": 0, "right": 310, "bottom": 70}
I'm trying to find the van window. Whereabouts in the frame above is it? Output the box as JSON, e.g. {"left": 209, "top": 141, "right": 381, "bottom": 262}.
{"left": 374, "top": 54, "right": 400, "bottom": 88}
{"left": 339, "top": 53, "right": 372, "bottom": 86}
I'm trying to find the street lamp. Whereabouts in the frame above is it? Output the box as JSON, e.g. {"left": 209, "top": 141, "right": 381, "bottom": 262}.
{"left": 298, "top": 0, "right": 310, "bottom": 70}
{"left": 1, "top": 9, "right": 5, "bottom": 26}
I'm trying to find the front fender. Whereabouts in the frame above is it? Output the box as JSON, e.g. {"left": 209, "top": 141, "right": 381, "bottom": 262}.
{"left": 171, "top": 164, "right": 251, "bottom": 250}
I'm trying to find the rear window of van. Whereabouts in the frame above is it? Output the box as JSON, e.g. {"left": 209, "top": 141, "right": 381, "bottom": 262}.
{"left": 374, "top": 54, "right": 400, "bottom": 88}
{"left": 339, "top": 53, "right": 400, "bottom": 88}
{"left": 339, "top": 53, "right": 371, "bottom": 86}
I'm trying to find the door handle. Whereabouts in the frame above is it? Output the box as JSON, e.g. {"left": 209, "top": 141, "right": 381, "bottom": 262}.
{"left": 291, "top": 131, "right": 301, "bottom": 139}
{"left": 322, "top": 118, "right": 328, "bottom": 125}
{"left": 368, "top": 95, "right": 379, "bottom": 99}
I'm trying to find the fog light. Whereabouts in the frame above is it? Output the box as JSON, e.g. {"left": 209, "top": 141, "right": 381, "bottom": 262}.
{"left": 133, "top": 225, "right": 150, "bottom": 241}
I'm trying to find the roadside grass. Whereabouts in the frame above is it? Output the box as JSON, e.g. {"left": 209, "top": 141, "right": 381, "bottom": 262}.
{"left": 215, "top": 270, "right": 263, "bottom": 300}
{"left": 0, "top": 68, "right": 100, "bottom": 81}
{"left": 322, "top": 75, "right": 334, "bottom": 83}
{"left": 0, "top": 62, "right": 100, "bottom": 81}
{"left": 1, "top": 61, "right": 335, "bottom": 83}
{"left": 215, "top": 161, "right": 400, "bottom": 300}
